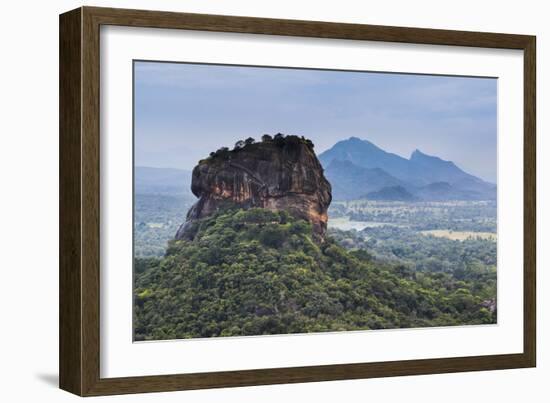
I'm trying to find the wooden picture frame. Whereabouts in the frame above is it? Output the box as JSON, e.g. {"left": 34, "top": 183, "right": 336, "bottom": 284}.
{"left": 59, "top": 6, "right": 536, "bottom": 396}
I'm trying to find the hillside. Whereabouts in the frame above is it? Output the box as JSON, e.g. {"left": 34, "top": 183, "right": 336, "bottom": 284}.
{"left": 324, "top": 159, "right": 406, "bottom": 200}
{"left": 365, "top": 185, "right": 417, "bottom": 201}
{"left": 319, "top": 137, "right": 496, "bottom": 201}
{"left": 134, "top": 208, "right": 496, "bottom": 340}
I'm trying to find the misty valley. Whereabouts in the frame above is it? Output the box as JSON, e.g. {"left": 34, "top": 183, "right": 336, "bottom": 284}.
{"left": 136, "top": 195, "right": 497, "bottom": 263}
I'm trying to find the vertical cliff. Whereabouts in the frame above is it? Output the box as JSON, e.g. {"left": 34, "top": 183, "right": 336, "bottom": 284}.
{"left": 175, "top": 134, "right": 332, "bottom": 241}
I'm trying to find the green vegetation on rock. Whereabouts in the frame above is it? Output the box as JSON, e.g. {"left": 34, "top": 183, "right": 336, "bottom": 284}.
{"left": 134, "top": 208, "right": 496, "bottom": 341}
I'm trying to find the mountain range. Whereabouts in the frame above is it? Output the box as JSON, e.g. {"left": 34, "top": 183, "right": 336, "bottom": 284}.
{"left": 319, "top": 137, "right": 496, "bottom": 201}
{"left": 135, "top": 136, "right": 496, "bottom": 202}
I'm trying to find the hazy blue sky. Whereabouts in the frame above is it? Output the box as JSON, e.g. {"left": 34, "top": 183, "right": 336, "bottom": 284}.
{"left": 134, "top": 61, "right": 497, "bottom": 182}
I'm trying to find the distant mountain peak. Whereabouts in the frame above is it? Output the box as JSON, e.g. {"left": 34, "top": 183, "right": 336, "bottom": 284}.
{"left": 410, "top": 148, "right": 424, "bottom": 158}
{"left": 410, "top": 149, "right": 445, "bottom": 162}
{"left": 319, "top": 136, "right": 495, "bottom": 201}
{"left": 334, "top": 136, "right": 377, "bottom": 148}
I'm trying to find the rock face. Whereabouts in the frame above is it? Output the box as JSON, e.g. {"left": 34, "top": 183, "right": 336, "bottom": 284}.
{"left": 175, "top": 135, "right": 332, "bottom": 241}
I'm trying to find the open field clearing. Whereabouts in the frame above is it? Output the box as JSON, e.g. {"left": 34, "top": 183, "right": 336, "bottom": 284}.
{"left": 420, "top": 229, "right": 496, "bottom": 241}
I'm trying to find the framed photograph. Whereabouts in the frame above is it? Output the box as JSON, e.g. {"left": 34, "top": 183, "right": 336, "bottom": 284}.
{"left": 59, "top": 6, "right": 536, "bottom": 396}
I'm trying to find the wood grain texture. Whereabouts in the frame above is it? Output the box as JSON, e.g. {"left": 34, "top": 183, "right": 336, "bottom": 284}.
{"left": 59, "top": 7, "right": 82, "bottom": 396}
{"left": 85, "top": 354, "right": 531, "bottom": 396}
{"left": 85, "top": 6, "right": 532, "bottom": 49}
{"left": 59, "top": 6, "right": 537, "bottom": 396}
{"left": 80, "top": 6, "right": 102, "bottom": 396}
{"left": 523, "top": 38, "right": 536, "bottom": 367}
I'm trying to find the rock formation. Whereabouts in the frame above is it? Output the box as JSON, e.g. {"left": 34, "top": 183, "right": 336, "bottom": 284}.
{"left": 175, "top": 134, "right": 332, "bottom": 241}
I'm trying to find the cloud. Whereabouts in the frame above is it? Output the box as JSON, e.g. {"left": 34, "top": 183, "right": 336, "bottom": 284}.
{"left": 134, "top": 61, "right": 325, "bottom": 90}
{"left": 134, "top": 61, "right": 497, "bottom": 182}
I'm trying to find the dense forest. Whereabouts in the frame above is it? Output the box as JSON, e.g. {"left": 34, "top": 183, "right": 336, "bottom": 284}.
{"left": 133, "top": 135, "right": 497, "bottom": 340}
{"left": 134, "top": 208, "right": 496, "bottom": 341}
{"left": 330, "top": 226, "right": 496, "bottom": 284}
{"left": 330, "top": 199, "right": 497, "bottom": 232}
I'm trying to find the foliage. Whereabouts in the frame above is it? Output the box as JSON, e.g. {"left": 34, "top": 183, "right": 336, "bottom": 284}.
{"left": 330, "top": 199, "right": 497, "bottom": 232}
{"left": 134, "top": 208, "right": 496, "bottom": 341}
{"left": 331, "top": 225, "right": 496, "bottom": 284}
{"left": 206, "top": 133, "right": 314, "bottom": 161}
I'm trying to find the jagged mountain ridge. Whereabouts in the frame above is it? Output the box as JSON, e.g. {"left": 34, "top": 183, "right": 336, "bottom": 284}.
{"left": 319, "top": 137, "right": 495, "bottom": 201}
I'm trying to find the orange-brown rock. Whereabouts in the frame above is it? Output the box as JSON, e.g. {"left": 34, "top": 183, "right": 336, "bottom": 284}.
{"left": 175, "top": 134, "right": 332, "bottom": 241}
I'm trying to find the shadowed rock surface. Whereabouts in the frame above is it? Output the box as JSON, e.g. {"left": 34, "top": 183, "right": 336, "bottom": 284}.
{"left": 175, "top": 134, "right": 332, "bottom": 241}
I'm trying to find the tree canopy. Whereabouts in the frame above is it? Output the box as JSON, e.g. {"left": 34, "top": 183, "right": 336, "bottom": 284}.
{"left": 134, "top": 208, "right": 495, "bottom": 341}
